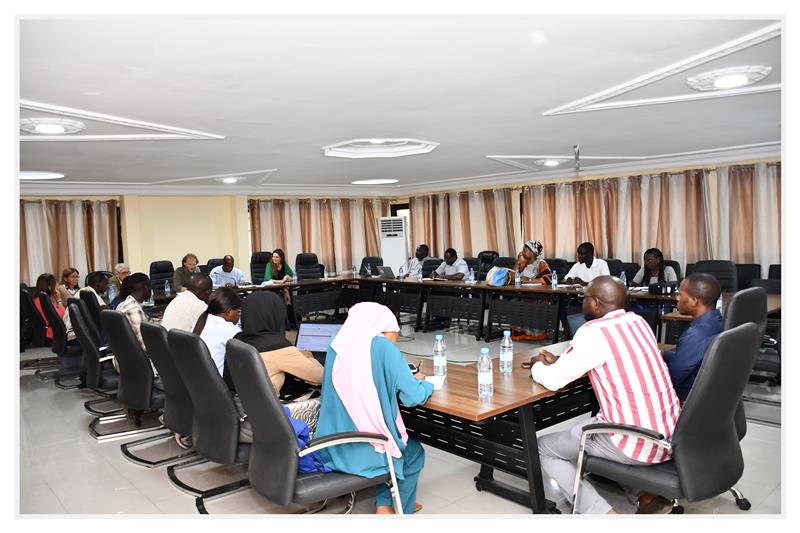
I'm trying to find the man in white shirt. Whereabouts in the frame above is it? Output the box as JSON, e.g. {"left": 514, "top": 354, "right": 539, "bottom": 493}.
{"left": 403, "top": 244, "right": 430, "bottom": 278}
{"left": 528, "top": 276, "right": 680, "bottom": 514}
{"left": 161, "top": 273, "right": 212, "bottom": 332}
{"left": 210, "top": 255, "right": 247, "bottom": 288}
{"left": 432, "top": 248, "right": 469, "bottom": 280}
{"left": 64, "top": 272, "right": 109, "bottom": 341}
{"left": 564, "top": 242, "right": 610, "bottom": 286}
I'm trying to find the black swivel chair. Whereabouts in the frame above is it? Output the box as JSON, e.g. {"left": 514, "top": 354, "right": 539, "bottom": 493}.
{"left": 735, "top": 264, "right": 762, "bottom": 292}
{"left": 463, "top": 257, "right": 480, "bottom": 278}
{"left": 206, "top": 258, "right": 224, "bottom": 271}
{"left": 571, "top": 323, "right": 760, "bottom": 514}
{"left": 767, "top": 264, "right": 780, "bottom": 280}
{"left": 149, "top": 260, "right": 174, "bottom": 294}
{"left": 250, "top": 252, "right": 272, "bottom": 285}
{"left": 80, "top": 290, "right": 105, "bottom": 339}
{"left": 38, "top": 291, "right": 83, "bottom": 389}
{"left": 692, "top": 260, "right": 738, "bottom": 293}
{"left": 477, "top": 251, "right": 499, "bottom": 281}
{"left": 685, "top": 263, "right": 695, "bottom": 277}
{"left": 421, "top": 258, "right": 443, "bottom": 278}
{"left": 84, "top": 270, "right": 113, "bottom": 289}
{"left": 492, "top": 256, "right": 516, "bottom": 270}
{"left": 225, "top": 339, "right": 404, "bottom": 514}
{"left": 20, "top": 287, "right": 48, "bottom": 349}
{"left": 605, "top": 259, "right": 623, "bottom": 279}
{"left": 94, "top": 310, "right": 165, "bottom": 442}
{"left": 165, "top": 329, "right": 251, "bottom": 508}
{"left": 663, "top": 260, "right": 682, "bottom": 281}
{"left": 619, "top": 262, "right": 639, "bottom": 285}
{"left": 749, "top": 279, "right": 780, "bottom": 294}
{"left": 359, "top": 256, "right": 384, "bottom": 276}
{"left": 120, "top": 322, "right": 198, "bottom": 468}
{"left": 295, "top": 253, "right": 323, "bottom": 281}
{"left": 725, "top": 286, "right": 780, "bottom": 387}
{"left": 544, "top": 258, "right": 569, "bottom": 282}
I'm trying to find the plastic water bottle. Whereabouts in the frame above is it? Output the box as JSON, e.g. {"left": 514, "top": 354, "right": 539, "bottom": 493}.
{"left": 469, "top": 268, "right": 475, "bottom": 282}
{"left": 398, "top": 264, "right": 405, "bottom": 279}
{"left": 619, "top": 271, "right": 627, "bottom": 288}
{"left": 478, "top": 348, "right": 493, "bottom": 398}
{"left": 352, "top": 265, "right": 358, "bottom": 277}
{"left": 323, "top": 267, "right": 329, "bottom": 279}
{"left": 366, "top": 264, "right": 372, "bottom": 276}
{"left": 164, "top": 280, "right": 171, "bottom": 297}
{"left": 716, "top": 295, "right": 723, "bottom": 313}
{"left": 551, "top": 270, "right": 558, "bottom": 289}
{"left": 292, "top": 272, "right": 298, "bottom": 283}
{"left": 107, "top": 283, "right": 117, "bottom": 302}
{"left": 499, "top": 330, "right": 513, "bottom": 374}
{"left": 433, "top": 335, "right": 447, "bottom": 377}
{"left": 514, "top": 269, "right": 521, "bottom": 287}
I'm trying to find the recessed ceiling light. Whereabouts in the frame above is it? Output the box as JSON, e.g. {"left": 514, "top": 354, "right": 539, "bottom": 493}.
{"left": 543, "top": 160, "right": 561, "bottom": 167}
{"left": 686, "top": 65, "right": 772, "bottom": 92}
{"left": 19, "top": 171, "right": 65, "bottom": 181}
{"left": 20, "top": 118, "right": 86, "bottom": 135}
{"left": 220, "top": 177, "right": 239, "bottom": 184}
{"left": 351, "top": 179, "right": 399, "bottom": 185}
{"left": 368, "top": 139, "right": 386, "bottom": 144}
{"left": 324, "top": 138, "right": 439, "bottom": 159}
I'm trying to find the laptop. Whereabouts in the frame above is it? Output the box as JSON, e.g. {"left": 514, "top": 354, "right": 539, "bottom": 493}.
{"left": 295, "top": 321, "right": 344, "bottom": 364}
{"left": 376, "top": 266, "right": 395, "bottom": 278}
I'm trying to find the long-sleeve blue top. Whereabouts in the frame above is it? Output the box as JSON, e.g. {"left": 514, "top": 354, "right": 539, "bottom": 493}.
{"left": 663, "top": 309, "right": 723, "bottom": 400}
{"left": 314, "top": 335, "right": 434, "bottom": 480}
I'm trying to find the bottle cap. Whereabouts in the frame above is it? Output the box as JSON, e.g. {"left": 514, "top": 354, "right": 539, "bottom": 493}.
{"left": 435, "top": 334, "right": 443, "bottom": 340}
{"left": 503, "top": 330, "right": 511, "bottom": 336}
{"left": 480, "top": 348, "right": 489, "bottom": 354}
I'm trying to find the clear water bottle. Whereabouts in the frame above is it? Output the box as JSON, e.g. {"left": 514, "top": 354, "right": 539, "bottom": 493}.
{"left": 323, "top": 267, "right": 329, "bottom": 279}
{"left": 366, "top": 264, "right": 372, "bottom": 276}
{"left": 499, "top": 330, "right": 513, "bottom": 374}
{"left": 352, "top": 265, "right": 358, "bottom": 277}
{"left": 469, "top": 268, "right": 475, "bottom": 282}
{"left": 478, "top": 348, "right": 493, "bottom": 398}
{"left": 107, "top": 283, "right": 117, "bottom": 302}
{"left": 164, "top": 280, "right": 171, "bottom": 297}
{"left": 292, "top": 272, "right": 298, "bottom": 283}
{"left": 551, "top": 270, "right": 558, "bottom": 289}
{"left": 716, "top": 295, "right": 723, "bottom": 314}
{"left": 514, "top": 269, "right": 521, "bottom": 287}
{"left": 398, "top": 264, "right": 405, "bottom": 279}
{"left": 619, "top": 271, "right": 627, "bottom": 288}
{"left": 433, "top": 334, "right": 447, "bottom": 377}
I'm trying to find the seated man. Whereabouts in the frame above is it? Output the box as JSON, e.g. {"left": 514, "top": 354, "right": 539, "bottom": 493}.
{"left": 404, "top": 244, "right": 430, "bottom": 278}
{"left": 210, "top": 254, "right": 246, "bottom": 288}
{"left": 528, "top": 276, "right": 680, "bottom": 514}
{"left": 116, "top": 273, "right": 153, "bottom": 350}
{"left": 431, "top": 248, "right": 468, "bottom": 281}
{"left": 108, "top": 262, "right": 130, "bottom": 298}
{"left": 564, "top": 242, "right": 610, "bottom": 286}
{"left": 161, "top": 273, "right": 212, "bottom": 332}
{"left": 173, "top": 252, "right": 201, "bottom": 292}
{"left": 64, "top": 271, "right": 110, "bottom": 341}
{"left": 662, "top": 273, "right": 722, "bottom": 401}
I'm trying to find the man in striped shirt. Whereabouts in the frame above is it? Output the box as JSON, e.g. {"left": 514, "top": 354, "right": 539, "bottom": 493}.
{"left": 530, "top": 276, "right": 681, "bottom": 514}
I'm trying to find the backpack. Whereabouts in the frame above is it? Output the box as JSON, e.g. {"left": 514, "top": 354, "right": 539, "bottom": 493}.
{"left": 485, "top": 266, "right": 512, "bottom": 287}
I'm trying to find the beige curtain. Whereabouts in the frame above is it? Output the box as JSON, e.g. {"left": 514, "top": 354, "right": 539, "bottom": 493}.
{"left": 728, "top": 165, "right": 755, "bottom": 264}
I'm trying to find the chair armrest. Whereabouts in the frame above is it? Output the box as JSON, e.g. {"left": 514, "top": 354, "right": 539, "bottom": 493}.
{"left": 99, "top": 355, "right": 115, "bottom": 363}
{"left": 581, "top": 423, "right": 671, "bottom": 452}
{"left": 299, "top": 431, "right": 388, "bottom": 457}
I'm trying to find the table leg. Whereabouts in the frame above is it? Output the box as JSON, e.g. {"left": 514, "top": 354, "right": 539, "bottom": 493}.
{"left": 477, "top": 292, "right": 486, "bottom": 340}
{"left": 484, "top": 293, "right": 495, "bottom": 343}
{"left": 414, "top": 287, "right": 425, "bottom": 332}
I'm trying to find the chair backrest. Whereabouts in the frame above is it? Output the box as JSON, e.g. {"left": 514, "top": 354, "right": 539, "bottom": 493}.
{"left": 206, "top": 258, "right": 224, "bottom": 271}
{"left": 605, "top": 259, "right": 623, "bottom": 278}
{"left": 671, "top": 323, "right": 760, "bottom": 502}
{"left": 141, "top": 322, "right": 194, "bottom": 437}
{"left": 749, "top": 278, "right": 780, "bottom": 294}
{"left": 38, "top": 291, "right": 70, "bottom": 357}
{"left": 768, "top": 264, "right": 780, "bottom": 280}
{"left": 167, "top": 328, "right": 246, "bottom": 464}
{"left": 79, "top": 290, "right": 104, "bottom": 337}
{"left": 20, "top": 288, "right": 47, "bottom": 347}
{"left": 492, "top": 256, "right": 516, "bottom": 270}
{"left": 477, "top": 251, "right": 499, "bottom": 281}
{"left": 359, "top": 256, "right": 383, "bottom": 276}
{"left": 197, "top": 264, "right": 211, "bottom": 274}
{"left": 84, "top": 271, "right": 112, "bottom": 289}
{"left": 421, "top": 258, "right": 443, "bottom": 278}
{"left": 543, "top": 258, "right": 569, "bottom": 281}
{"left": 663, "top": 260, "right": 682, "bottom": 280}
{"left": 100, "top": 309, "right": 155, "bottom": 410}
{"left": 692, "top": 260, "right": 737, "bottom": 293}
{"left": 68, "top": 297, "right": 100, "bottom": 347}
{"left": 295, "top": 253, "right": 322, "bottom": 281}
{"left": 225, "top": 339, "right": 299, "bottom": 505}
{"left": 463, "top": 257, "right": 480, "bottom": 276}
{"left": 250, "top": 251, "right": 272, "bottom": 285}
{"left": 69, "top": 303, "right": 106, "bottom": 391}
{"left": 735, "top": 263, "right": 762, "bottom": 292}
{"left": 620, "top": 262, "right": 639, "bottom": 284}
{"left": 148, "top": 260, "right": 174, "bottom": 293}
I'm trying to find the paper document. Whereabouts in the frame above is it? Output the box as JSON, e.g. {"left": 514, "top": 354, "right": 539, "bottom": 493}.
{"left": 425, "top": 375, "right": 445, "bottom": 390}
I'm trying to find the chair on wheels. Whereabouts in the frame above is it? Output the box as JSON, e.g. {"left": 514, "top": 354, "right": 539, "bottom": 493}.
{"left": 725, "top": 286, "right": 780, "bottom": 387}
{"left": 571, "top": 322, "right": 761, "bottom": 514}
{"left": 359, "top": 256, "right": 383, "bottom": 276}
{"left": 735, "top": 264, "right": 762, "bottom": 292}
{"left": 80, "top": 290, "right": 105, "bottom": 338}
{"left": 37, "top": 291, "right": 84, "bottom": 389}
{"left": 149, "top": 260, "right": 174, "bottom": 294}
{"left": 692, "top": 261, "right": 737, "bottom": 293}
{"left": 463, "top": 257, "right": 480, "bottom": 278}
{"left": 84, "top": 270, "right": 113, "bottom": 289}
{"left": 206, "top": 258, "right": 224, "bottom": 271}
{"left": 768, "top": 264, "right": 780, "bottom": 280}
{"left": 295, "top": 253, "right": 323, "bottom": 281}
{"left": 605, "top": 259, "right": 623, "bottom": 278}
{"left": 420, "top": 258, "right": 443, "bottom": 278}
{"left": 250, "top": 251, "right": 272, "bottom": 285}
{"left": 663, "top": 260, "right": 682, "bottom": 281}
{"left": 20, "top": 288, "right": 55, "bottom": 369}
{"left": 225, "top": 338, "right": 404, "bottom": 514}
{"left": 477, "top": 251, "right": 499, "bottom": 281}
{"left": 544, "top": 258, "right": 569, "bottom": 282}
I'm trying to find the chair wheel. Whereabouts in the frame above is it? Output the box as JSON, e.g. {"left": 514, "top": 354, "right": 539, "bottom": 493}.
{"left": 736, "top": 498, "right": 751, "bottom": 511}
{"left": 475, "top": 482, "right": 483, "bottom": 492}
{"left": 671, "top": 505, "right": 684, "bottom": 514}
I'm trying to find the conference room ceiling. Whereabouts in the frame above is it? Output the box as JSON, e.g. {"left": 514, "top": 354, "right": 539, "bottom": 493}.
{"left": 19, "top": 17, "right": 782, "bottom": 196}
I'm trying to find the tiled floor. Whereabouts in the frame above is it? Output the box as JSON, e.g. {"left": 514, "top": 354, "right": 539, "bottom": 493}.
{"left": 19, "top": 322, "right": 782, "bottom": 515}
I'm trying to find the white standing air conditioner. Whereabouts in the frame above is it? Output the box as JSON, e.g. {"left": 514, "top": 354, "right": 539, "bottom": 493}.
{"left": 379, "top": 216, "right": 409, "bottom": 274}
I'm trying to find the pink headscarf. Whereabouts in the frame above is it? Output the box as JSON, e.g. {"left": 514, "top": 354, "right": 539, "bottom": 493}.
{"left": 330, "top": 302, "right": 407, "bottom": 458}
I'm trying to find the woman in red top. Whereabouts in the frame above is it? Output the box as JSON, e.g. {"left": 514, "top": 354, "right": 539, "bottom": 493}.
{"left": 32, "top": 273, "right": 65, "bottom": 340}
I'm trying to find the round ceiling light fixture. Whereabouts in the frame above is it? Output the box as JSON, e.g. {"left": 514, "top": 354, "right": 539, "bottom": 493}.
{"left": 686, "top": 65, "right": 772, "bottom": 92}
{"left": 19, "top": 171, "right": 66, "bottom": 180}
{"left": 324, "top": 138, "right": 439, "bottom": 159}
{"left": 20, "top": 117, "right": 86, "bottom": 135}
{"left": 351, "top": 179, "right": 399, "bottom": 185}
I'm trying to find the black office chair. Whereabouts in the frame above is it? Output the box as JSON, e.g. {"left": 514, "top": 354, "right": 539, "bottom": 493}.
{"left": 692, "top": 260, "right": 737, "bottom": 293}
{"left": 149, "top": 260, "right": 174, "bottom": 294}
{"left": 735, "top": 264, "right": 762, "bottom": 292}
{"left": 421, "top": 258, "right": 443, "bottom": 278}
{"left": 165, "top": 329, "right": 251, "bottom": 508}
{"left": 359, "top": 256, "right": 383, "bottom": 276}
{"left": 463, "top": 257, "right": 480, "bottom": 278}
{"left": 620, "top": 262, "right": 639, "bottom": 285}
{"left": 571, "top": 322, "right": 760, "bottom": 514}
{"left": 84, "top": 270, "right": 113, "bottom": 289}
{"left": 684, "top": 263, "right": 695, "bottom": 277}
{"left": 121, "top": 322, "right": 198, "bottom": 468}
{"left": 225, "top": 338, "right": 404, "bottom": 514}
{"left": 749, "top": 279, "right": 780, "bottom": 294}
{"left": 80, "top": 290, "right": 105, "bottom": 338}
{"left": 544, "top": 258, "right": 569, "bottom": 282}
{"left": 250, "top": 251, "right": 272, "bottom": 285}
{"left": 663, "top": 260, "right": 682, "bottom": 281}
{"left": 767, "top": 264, "right": 780, "bottom": 280}
{"left": 605, "top": 259, "right": 623, "bottom": 278}
{"left": 295, "top": 253, "right": 323, "bottom": 281}
{"left": 94, "top": 310, "right": 165, "bottom": 442}
{"left": 492, "top": 256, "right": 516, "bottom": 270}
{"left": 198, "top": 264, "right": 211, "bottom": 274}
{"left": 725, "top": 287, "right": 779, "bottom": 387}
{"left": 20, "top": 287, "right": 48, "bottom": 349}
{"left": 477, "top": 251, "right": 499, "bottom": 281}
{"left": 38, "top": 291, "right": 83, "bottom": 389}
{"left": 206, "top": 258, "right": 224, "bottom": 271}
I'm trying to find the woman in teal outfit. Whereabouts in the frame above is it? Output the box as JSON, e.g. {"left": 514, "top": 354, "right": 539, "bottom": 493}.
{"left": 314, "top": 302, "right": 434, "bottom": 514}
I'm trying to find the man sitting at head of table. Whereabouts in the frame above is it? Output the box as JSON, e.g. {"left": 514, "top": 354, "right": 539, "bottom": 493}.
{"left": 173, "top": 252, "right": 200, "bottom": 292}
{"left": 431, "top": 248, "right": 468, "bottom": 281}
{"left": 404, "top": 244, "right": 430, "bottom": 278}
{"left": 161, "top": 273, "right": 213, "bottom": 332}
{"left": 564, "top": 242, "right": 610, "bottom": 286}
{"left": 210, "top": 254, "right": 246, "bottom": 288}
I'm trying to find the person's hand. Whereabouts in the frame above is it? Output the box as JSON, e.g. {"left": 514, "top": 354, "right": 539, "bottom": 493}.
{"left": 538, "top": 350, "right": 558, "bottom": 364}
{"left": 225, "top": 282, "right": 234, "bottom": 287}
{"left": 573, "top": 277, "right": 587, "bottom": 286}
{"left": 414, "top": 372, "right": 427, "bottom": 380}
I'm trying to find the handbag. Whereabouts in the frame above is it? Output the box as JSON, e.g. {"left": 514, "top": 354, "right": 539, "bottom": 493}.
{"left": 485, "top": 266, "right": 512, "bottom": 287}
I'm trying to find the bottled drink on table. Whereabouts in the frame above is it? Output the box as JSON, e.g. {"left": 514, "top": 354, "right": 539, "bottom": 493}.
{"left": 352, "top": 265, "right": 358, "bottom": 277}
{"left": 619, "top": 271, "right": 627, "bottom": 288}
{"left": 398, "top": 265, "right": 405, "bottom": 279}
{"left": 107, "top": 283, "right": 117, "bottom": 302}
{"left": 478, "top": 348, "right": 493, "bottom": 398}
{"left": 551, "top": 271, "right": 558, "bottom": 289}
{"left": 514, "top": 269, "right": 521, "bottom": 287}
{"left": 366, "top": 264, "right": 372, "bottom": 276}
{"left": 499, "top": 330, "right": 513, "bottom": 374}
{"left": 323, "top": 267, "right": 329, "bottom": 279}
{"left": 164, "top": 280, "right": 171, "bottom": 297}
{"left": 433, "top": 334, "right": 447, "bottom": 377}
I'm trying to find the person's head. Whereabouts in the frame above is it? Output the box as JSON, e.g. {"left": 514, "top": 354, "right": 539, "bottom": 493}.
{"left": 61, "top": 268, "right": 80, "bottom": 289}
{"left": 582, "top": 275, "right": 627, "bottom": 321}
{"left": 271, "top": 249, "right": 286, "bottom": 267}
{"left": 677, "top": 273, "right": 721, "bottom": 317}
{"left": 523, "top": 240, "right": 544, "bottom": 263}
{"left": 193, "top": 287, "right": 242, "bottom": 335}
{"left": 113, "top": 263, "right": 130, "bottom": 282}
{"left": 187, "top": 273, "right": 213, "bottom": 302}
{"left": 86, "top": 272, "right": 109, "bottom": 294}
{"left": 444, "top": 248, "right": 458, "bottom": 266}
{"left": 126, "top": 273, "right": 152, "bottom": 303}
{"left": 333, "top": 302, "right": 400, "bottom": 350}
{"left": 240, "top": 291, "right": 286, "bottom": 337}
{"left": 643, "top": 248, "right": 665, "bottom": 273}
{"left": 182, "top": 253, "right": 199, "bottom": 274}
{"left": 516, "top": 252, "right": 527, "bottom": 271}
{"left": 415, "top": 244, "right": 430, "bottom": 261}
{"left": 577, "top": 242, "right": 595, "bottom": 265}
{"left": 35, "top": 273, "right": 57, "bottom": 297}
{"left": 222, "top": 255, "right": 235, "bottom": 272}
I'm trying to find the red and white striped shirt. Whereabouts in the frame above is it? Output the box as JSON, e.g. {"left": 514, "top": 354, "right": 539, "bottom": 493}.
{"left": 531, "top": 309, "right": 680, "bottom": 463}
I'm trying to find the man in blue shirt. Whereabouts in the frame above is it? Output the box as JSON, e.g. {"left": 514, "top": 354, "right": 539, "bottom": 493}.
{"left": 210, "top": 255, "right": 247, "bottom": 288}
{"left": 663, "top": 273, "right": 723, "bottom": 401}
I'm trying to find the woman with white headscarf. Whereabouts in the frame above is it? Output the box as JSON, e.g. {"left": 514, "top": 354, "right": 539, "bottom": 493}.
{"left": 314, "top": 302, "right": 434, "bottom": 514}
{"left": 517, "top": 239, "right": 553, "bottom": 284}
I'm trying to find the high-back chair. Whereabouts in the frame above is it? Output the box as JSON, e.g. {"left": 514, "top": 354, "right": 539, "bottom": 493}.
{"left": 735, "top": 264, "right": 762, "bottom": 292}
{"left": 80, "top": 290, "right": 105, "bottom": 338}
{"left": 544, "top": 258, "right": 569, "bottom": 282}
{"left": 295, "top": 253, "right": 323, "bottom": 281}
{"left": 38, "top": 292, "right": 83, "bottom": 389}
{"left": 693, "top": 260, "right": 737, "bottom": 293}
{"left": 250, "top": 251, "right": 272, "bottom": 285}
{"left": 477, "top": 251, "right": 499, "bottom": 281}
{"left": 149, "top": 260, "right": 174, "bottom": 294}
{"left": 421, "top": 258, "right": 443, "bottom": 278}
{"left": 767, "top": 264, "right": 780, "bottom": 280}
{"left": 206, "top": 258, "right": 224, "bottom": 271}
{"left": 725, "top": 285, "right": 779, "bottom": 384}
{"left": 492, "top": 256, "right": 516, "bottom": 270}
{"left": 359, "top": 256, "right": 384, "bottom": 276}
{"left": 463, "top": 257, "right": 480, "bottom": 278}
{"left": 663, "top": 260, "right": 682, "bottom": 281}
{"left": 20, "top": 287, "right": 47, "bottom": 349}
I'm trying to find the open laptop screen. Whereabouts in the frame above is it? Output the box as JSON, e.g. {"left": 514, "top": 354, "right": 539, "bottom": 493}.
{"left": 295, "top": 322, "right": 344, "bottom": 354}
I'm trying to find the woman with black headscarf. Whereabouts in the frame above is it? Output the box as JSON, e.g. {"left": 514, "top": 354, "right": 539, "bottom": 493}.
{"left": 231, "top": 291, "right": 323, "bottom": 395}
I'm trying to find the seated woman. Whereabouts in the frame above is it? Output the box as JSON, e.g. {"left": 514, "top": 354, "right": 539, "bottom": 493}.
{"left": 32, "top": 273, "right": 65, "bottom": 340}
{"left": 232, "top": 291, "right": 323, "bottom": 397}
{"left": 56, "top": 267, "right": 80, "bottom": 304}
{"left": 315, "top": 302, "right": 434, "bottom": 514}
{"left": 518, "top": 240, "right": 553, "bottom": 284}
{"left": 264, "top": 248, "right": 294, "bottom": 283}
{"left": 631, "top": 248, "right": 678, "bottom": 287}
{"left": 193, "top": 287, "right": 242, "bottom": 377}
